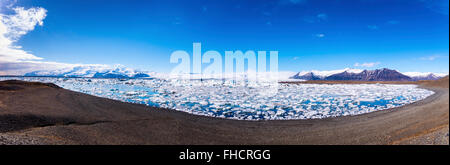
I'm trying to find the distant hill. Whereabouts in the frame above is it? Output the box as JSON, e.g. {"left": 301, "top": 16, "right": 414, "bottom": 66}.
{"left": 291, "top": 68, "right": 447, "bottom": 81}
{"left": 420, "top": 76, "right": 449, "bottom": 88}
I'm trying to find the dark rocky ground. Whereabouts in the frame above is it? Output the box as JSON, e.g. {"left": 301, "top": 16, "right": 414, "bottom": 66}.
{"left": 0, "top": 77, "right": 448, "bottom": 145}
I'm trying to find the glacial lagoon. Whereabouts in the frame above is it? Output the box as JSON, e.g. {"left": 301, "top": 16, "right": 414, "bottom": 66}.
{"left": 0, "top": 77, "right": 434, "bottom": 120}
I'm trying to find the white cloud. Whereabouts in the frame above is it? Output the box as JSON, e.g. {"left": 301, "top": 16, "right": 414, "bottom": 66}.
{"left": 0, "top": 5, "right": 88, "bottom": 75}
{"left": 419, "top": 0, "right": 449, "bottom": 15}
{"left": 0, "top": 6, "right": 47, "bottom": 61}
{"left": 354, "top": 62, "right": 380, "bottom": 67}
{"left": 367, "top": 25, "right": 379, "bottom": 30}
{"left": 172, "top": 17, "right": 182, "bottom": 25}
{"left": 0, "top": 61, "right": 76, "bottom": 75}
{"left": 0, "top": 4, "right": 143, "bottom": 76}
{"left": 403, "top": 71, "right": 448, "bottom": 77}
{"left": 419, "top": 55, "right": 443, "bottom": 61}
{"left": 0, "top": 0, "right": 16, "bottom": 12}
{"left": 317, "top": 13, "right": 328, "bottom": 21}
{"left": 304, "top": 13, "right": 328, "bottom": 23}
{"left": 315, "top": 33, "right": 325, "bottom": 38}
{"left": 287, "top": 0, "right": 307, "bottom": 4}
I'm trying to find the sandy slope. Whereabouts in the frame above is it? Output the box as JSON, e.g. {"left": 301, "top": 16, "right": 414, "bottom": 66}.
{"left": 0, "top": 77, "right": 448, "bottom": 145}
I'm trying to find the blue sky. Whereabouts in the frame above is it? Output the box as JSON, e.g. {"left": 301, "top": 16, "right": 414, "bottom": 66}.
{"left": 1, "top": 0, "right": 449, "bottom": 74}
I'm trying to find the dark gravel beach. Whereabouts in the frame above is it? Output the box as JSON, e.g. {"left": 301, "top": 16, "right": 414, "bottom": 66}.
{"left": 0, "top": 77, "right": 448, "bottom": 145}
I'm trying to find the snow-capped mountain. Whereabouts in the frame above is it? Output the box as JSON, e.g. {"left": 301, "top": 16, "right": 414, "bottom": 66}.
{"left": 291, "top": 68, "right": 363, "bottom": 79}
{"left": 402, "top": 72, "right": 446, "bottom": 81}
{"left": 291, "top": 68, "right": 448, "bottom": 81}
{"left": 325, "top": 68, "right": 411, "bottom": 81}
{"left": 290, "top": 72, "right": 323, "bottom": 80}
{"left": 161, "top": 71, "right": 297, "bottom": 82}
{"left": 24, "top": 65, "right": 151, "bottom": 79}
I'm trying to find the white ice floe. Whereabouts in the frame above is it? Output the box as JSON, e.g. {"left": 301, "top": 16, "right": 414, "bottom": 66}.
{"left": 0, "top": 77, "right": 435, "bottom": 120}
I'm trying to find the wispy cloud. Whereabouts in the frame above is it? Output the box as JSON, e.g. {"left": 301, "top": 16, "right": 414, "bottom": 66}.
{"left": 283, "top": 0, "right": 307, "bottom": 5}
{"left": 419, "top": 0, "right": 449, "bottom": 15}
{"left": 304, "top": 13, "right": 328, "bottom": 23}
{"left": 0, "top": 5, "right": 74, "bottom": 75}
{"left": 315, "top": 33, "right": 325, "bottom": 38}
{"left": 367, "top": 25, "right": 379, "bottom": 30}
{"left": 262, "top": 11, "right": 272, "bottom": 16}
{"left": 0, "top": 6, "right": 47, "bottom": 62}
{"left": 0, "top": 3, "right": 106, "bottom": 75}
{"left": 316, "top": 13, "right": 328, "bottom": 21}
{"left": 354, "top": 62, "right": 380, "bottom": 67}
{"left": 387, "top": 20, "right": 400, "bottom": 25}
{"left": 172, "top": 17, "right": 182, "bottom": 25}
{"left": 419, "top": 55, "right": 444, "bottom": 61}
{"left": 0, "top": 0, "right": 16, "bottom": 12}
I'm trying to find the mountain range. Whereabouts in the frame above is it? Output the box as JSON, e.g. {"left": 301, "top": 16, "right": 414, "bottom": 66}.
{"left": 24, "top": 65, "right": 151, "bottom": 79}
{"left": 290, "top": 68, "right": 447, "bottom": 81}
{"left": 21, "top": 66, "right": 447, "bottom": 81}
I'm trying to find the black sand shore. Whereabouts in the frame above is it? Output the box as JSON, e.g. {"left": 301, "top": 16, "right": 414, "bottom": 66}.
{"left": 0, "top": 78, "right": 448, "bottom": 145}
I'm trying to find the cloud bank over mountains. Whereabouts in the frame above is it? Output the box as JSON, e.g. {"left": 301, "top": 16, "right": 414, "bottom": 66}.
{"left": 0, "top": 7, "right": 45, "bottom": 64}
{"left": 0, "top": 3, "right": 113, "bottom": 75}
{"left": 0, "top": 4, "right": 69, "bottom": 75}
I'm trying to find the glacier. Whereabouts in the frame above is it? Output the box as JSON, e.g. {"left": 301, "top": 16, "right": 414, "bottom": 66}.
{"left": 24, "top": 64, "right": 152, "bottom": 79}
{"left": 0, "top": 77, "right": 435, "bottom": 120}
